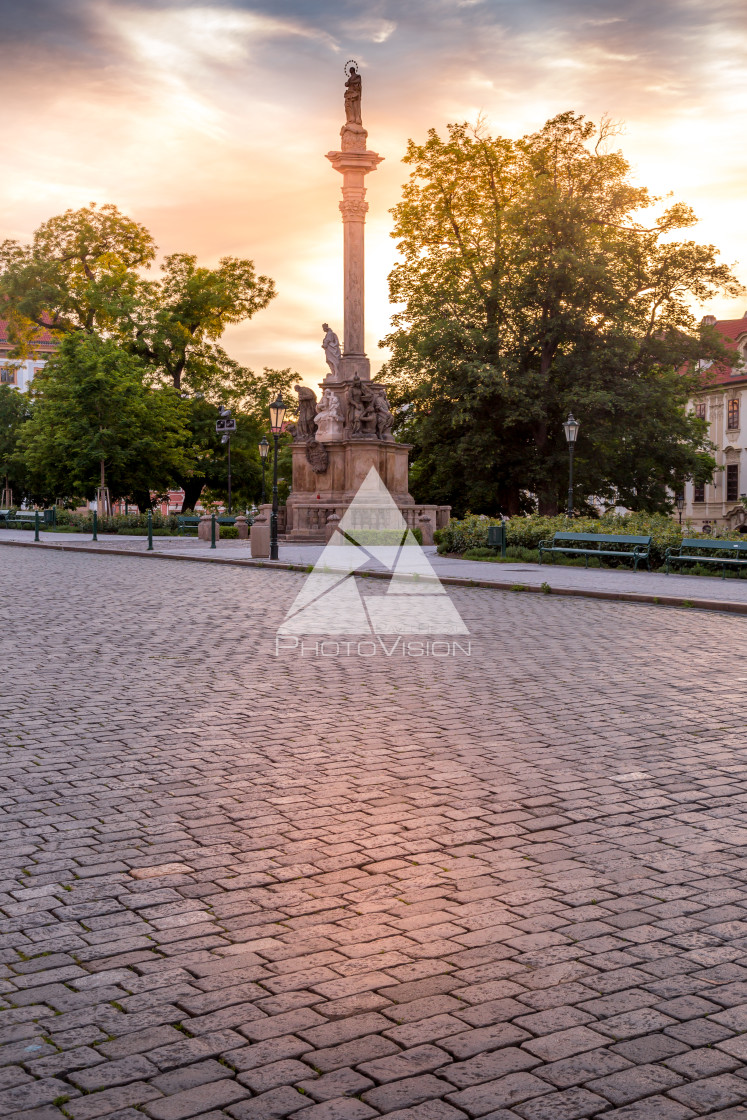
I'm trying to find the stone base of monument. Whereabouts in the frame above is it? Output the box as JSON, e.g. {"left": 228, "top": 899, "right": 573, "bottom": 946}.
{"left": 286, "top": 436, "right": 449, "bottom": 541}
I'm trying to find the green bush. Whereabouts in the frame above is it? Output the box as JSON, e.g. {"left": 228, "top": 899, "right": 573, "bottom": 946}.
{"left": 440, "top": 511, "right": 745, "bottom": 570}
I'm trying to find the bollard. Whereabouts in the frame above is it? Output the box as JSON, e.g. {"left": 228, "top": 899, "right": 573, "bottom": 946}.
{"left": 92, "top": 510, "right": 98, "bottom": 541}
{"left": 211, "top": 513, "right": 216, "bottom": 549}
{"left": 34, "top": 511, "right": 40, "bottom": 542}
{"left": 147, "top": 509, "right": 153, "bottom": 551}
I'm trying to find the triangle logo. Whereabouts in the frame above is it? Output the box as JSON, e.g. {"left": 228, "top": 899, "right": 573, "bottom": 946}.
{"left": 278, "top": 467, "right": 468, "bottom": 635}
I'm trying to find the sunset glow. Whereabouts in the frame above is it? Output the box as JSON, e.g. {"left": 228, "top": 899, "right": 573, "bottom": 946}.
{"left": 2, "top": 0, "right": 746, "bottom": 384}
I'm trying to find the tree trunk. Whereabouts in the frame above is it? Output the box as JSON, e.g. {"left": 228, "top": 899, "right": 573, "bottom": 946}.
{"left": 131, "top": 489, "right": 153, "bottom": 513}
{"left": 181, "top": 479, "right": 203, "bottom": 513}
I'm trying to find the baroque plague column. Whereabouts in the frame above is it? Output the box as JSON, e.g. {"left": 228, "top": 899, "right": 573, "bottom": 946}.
{"left": 286, "top": 65, "right": 448, "bottom": 541}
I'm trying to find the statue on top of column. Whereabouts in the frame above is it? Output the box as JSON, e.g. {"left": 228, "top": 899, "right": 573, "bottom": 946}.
{"left": 321, "top": 323, "right": 341, "bottom": 380}
{"left": 344, "top": 64, "right": 362, "bottom": 125}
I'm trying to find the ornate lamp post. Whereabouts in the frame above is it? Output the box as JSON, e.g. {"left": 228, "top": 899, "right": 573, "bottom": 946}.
{"left": 269, "top": 395, "right": 286, "bottom": 560}
{"left": 563, "top": 413, "right": 580, "bottom": 518}
{"left": 675, "top": 493, "right": 685, "bottom": 525}
{"left": 259, "top": 438, "right": 269, "bottom": 505}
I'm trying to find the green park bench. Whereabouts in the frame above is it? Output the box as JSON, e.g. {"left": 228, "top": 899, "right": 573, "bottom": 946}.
{"left": 177, "top": 516, "right": 201, "bottom": 535}
{"left": 538, "top": 531, "right": 652, "bottom": 571}
{"left": 0, "top": 510, "right": 11, "bottom": 524}
{"left": 177, "top": 515, "right": 237, "bottom": 536}
{"left": 665, "top": 537, "right": 747, "bottom": 578}
{"left": 4, "top": 510, "right": 54, "bottom": 529}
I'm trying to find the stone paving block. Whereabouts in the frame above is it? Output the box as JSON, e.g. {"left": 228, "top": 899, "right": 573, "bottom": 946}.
{"left": 149, "top": 1057, "right": 234, "bottom": 1094}
{"left": 357, "top": 1043, "right": 451, "bottom": 1083}
{"left": 512, "top": 1086, "right": 609, "bottom": 1119}
{"left": 362, "top": 1073, "right": 456, "bottom": 1112}
{"left": 596, "top": 1096, "right": 696, "bottom": 1119}
{"left": 295, "top": 1067, "right": 374, "bottom": 1102}
{"left": 146, "top": 1027, "right": 246, "bottom": 1070}
{"left": 4, "top": 1077, "right": 81, "bottom": 1112}
{"left": 446, "top": 1071, "right": 552, "bottom": 1114}
{"left": 587, "top": 1062, "right": 685, "bottom": 1105}
{"left": 376, "top": 1103, "right": 466, "bottom": 1120}
{"left": 437, "top": 1046, "right": 539, "bottom": 1089}
{"left": 141, "top": 1075, "right": 250, "bottom": 1119}
{"left": 227, "top": 1084, "right": 313, "bottom": 1118}
{"left": 668, "top": 1073, "right": 747, "bottom": 1113}
{"left": 309, "top": 1032, "right": 402, "bottom": 1072}
{"left": 238, "top": 1057, "right": 317, "bottom": 1092}
{"left": 288, "top": 1100, "right": 378, "bottom": 1120}
{"left": 69, "top": 1053, "right": 159, "bottom": 1090}
{"left": 226, "top": 1035, "right": 314, "bottom": 1072}
{"left": 65, "top": 1082, "right": 163, "bottom": 1120}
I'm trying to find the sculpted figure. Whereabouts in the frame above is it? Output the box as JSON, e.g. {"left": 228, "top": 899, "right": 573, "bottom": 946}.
{"left": 344, "top": 66, "right": 362, "bottom": 125}
{"left": 373, "top": 391, "right": 394, "bottom": 441}
{"left": 358, "top": 379, "right": 378, "bottom": 434}
{"left": 321, "top": 323, "right": 341, "bottom": 380}
{"left": 294, "top": 384, "right": 318, "bottom": 441}
{"left": 346, "top": 374, "right": 364, "bottom": 434}
{"left": 314, "top": 389, "right": 344, "bottom": 442}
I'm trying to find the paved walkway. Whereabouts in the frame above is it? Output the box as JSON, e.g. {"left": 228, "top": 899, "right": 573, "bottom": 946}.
{"left": 3, "top": 530, "right": 747, "bottom": 607}
{"left": 4, "top": 549, "right": 747, "bottom": 1119}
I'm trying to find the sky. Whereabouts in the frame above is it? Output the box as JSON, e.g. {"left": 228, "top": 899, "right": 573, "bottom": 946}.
{"left": 1, "top": 0, "right": 746, "bottom": 385}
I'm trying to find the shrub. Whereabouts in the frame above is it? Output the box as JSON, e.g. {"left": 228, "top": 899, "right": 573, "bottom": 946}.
{"left": 440, "top": 511, "right": 744, "bottom": 570}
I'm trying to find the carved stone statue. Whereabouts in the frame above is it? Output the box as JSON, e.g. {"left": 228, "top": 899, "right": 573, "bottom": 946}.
{"left": 373, "top": 390, "right": 395, "bottom": 441}
{"left": 358, "top": 379, "right": 378, "bottom": 435}
{"left": 305, "top": 440, "right": 329, "bottom": 474}
{"left": 314, "top": 388, "right": 344, "bottom": 442}
{"left": 344, "top": 66, "right": 362, "bottom": 125}
{"left": 294, "top": 384, "right": 318, "bottom": 441}
{"left": 321, "top": 323, "right": 341, "bottom": 380}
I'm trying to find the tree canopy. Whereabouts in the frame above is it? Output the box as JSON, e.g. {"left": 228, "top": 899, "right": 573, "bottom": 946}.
{"left": 20, "top": 334, "right": 189, "bottom": 509}
{"left": 382, "top": 112, "right": 742, "bottom": 515}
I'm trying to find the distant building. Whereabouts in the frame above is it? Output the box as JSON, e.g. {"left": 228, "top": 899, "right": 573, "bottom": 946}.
{"left": 0, "top": 319, "right": 58, "bottom": 390}
{"left": 682, "top": 313, "right": 747, "bottom": 531}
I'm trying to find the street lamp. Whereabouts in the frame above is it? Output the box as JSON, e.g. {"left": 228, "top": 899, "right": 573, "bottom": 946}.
{"left": 258, "top": 437, "right": 269, "bottom": 505}
{"left": 675, "top": 492, "right": 685, "bottom": 525}
{"left": 269, "top": 395, "right": 286, "bottom": 560}
{"left": 562, "top": 413, "right": 580, "bottom": 519}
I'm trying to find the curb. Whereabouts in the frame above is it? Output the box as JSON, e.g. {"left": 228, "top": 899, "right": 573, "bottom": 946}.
{"left": 2, "top": 536, "right": 746, "bottom": 616}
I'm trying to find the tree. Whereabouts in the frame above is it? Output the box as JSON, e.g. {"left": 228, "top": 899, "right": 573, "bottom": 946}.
{"left": 127, "top": 253, "right": 276, "bottom": 396}
{"left": 176, "top": 367, "right": 298, "bottom": 512}
{"left": 0, "top": 386, "right": 31, "bottom": 505}
{"left": 0, "top": 205, "right": 277, "bottom": 401}
{"left": 382, "top": 113, "right": 742, "bottom": 515}
{"left": 0, "top": 203, "right": 155, "bottom": 347}
{"left": 21, "top": 334, "right": 189, "bottom": 509}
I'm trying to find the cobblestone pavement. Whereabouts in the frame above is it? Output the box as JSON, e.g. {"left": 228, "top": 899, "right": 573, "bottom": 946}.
{"left": 3, "top": 533, "right": 747, "bottom": 607}
{"left": 4, "top": 549, "right": 747, "bottom": 1120}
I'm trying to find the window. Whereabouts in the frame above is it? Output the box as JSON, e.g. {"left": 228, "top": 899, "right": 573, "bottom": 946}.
{"left": 0, "top": 368, "right": 15, "bottom": 384}
{"left": 728, "top": 399, "right": 740, "bottom": 430}
{"left": 727, "top": 464, "right": 740, "bottom": 503}
{"left": 694, "top": 402, "right": 706, "bottom": 420}
{"left": 693, "top": 482, "right": 705, "bottom": 503}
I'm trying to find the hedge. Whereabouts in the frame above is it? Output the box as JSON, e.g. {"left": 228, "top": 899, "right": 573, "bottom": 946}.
{"left": 437, "top": 512, "right": 744, "bottom": 570}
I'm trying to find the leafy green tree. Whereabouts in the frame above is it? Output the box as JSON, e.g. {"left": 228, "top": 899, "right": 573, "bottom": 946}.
{"left": 21, "top": 334, "right": 189, "bottom": 509}
{"left": 0, "top": 205, "right": 277, "bottom": 402}
{"left": 0, "top": 386, "right": 31, "bottom": 505}
{"left": 383, "top": 113, "right": 741, "bottom": 515}
{"left": 0, "top": 203, "right": 155, "bottom": 347}
{"left": 127, "top": 253, "right": 276, "bottom": 396}
{"left": 177, "top": 367, "right": 298, "bottom": 511}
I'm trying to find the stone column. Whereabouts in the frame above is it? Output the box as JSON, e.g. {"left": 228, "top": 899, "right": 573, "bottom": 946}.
{"left": 327, "top": 135, "right": 383, "bottom": 381}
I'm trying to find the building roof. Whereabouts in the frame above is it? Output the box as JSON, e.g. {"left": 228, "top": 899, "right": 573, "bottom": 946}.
{"left": 0, "top": 318, "right": 58, "bottom": 348}
{"left": 693, "top": 313, "right": 747, "bottom": 390}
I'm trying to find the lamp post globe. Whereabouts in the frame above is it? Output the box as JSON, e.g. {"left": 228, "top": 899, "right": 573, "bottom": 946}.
{"left": 259, "top": 437, "right": 269, "bottom": 506}
{"left": 563, "top": 413, "right": 580, "bottom": 518}
{"left": 269, "top": 396, "right": 286, "bottom": 560}
{"left": 675, "top": 492, "right": 685, "bottom": 525}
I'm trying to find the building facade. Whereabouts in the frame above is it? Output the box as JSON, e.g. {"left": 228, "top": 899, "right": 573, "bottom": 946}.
{"left": 682, "top": 313, "right": 747, "bottom": 531}
{"left": 0, "top": 319, "right": 57, "bottom": 389}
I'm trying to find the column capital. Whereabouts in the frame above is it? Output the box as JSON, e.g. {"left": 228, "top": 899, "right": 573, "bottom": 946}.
{"left": 326, "top": 149, "right": 384, "bottom": 176}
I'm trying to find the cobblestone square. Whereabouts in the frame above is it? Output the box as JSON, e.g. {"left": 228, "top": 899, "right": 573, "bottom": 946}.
{"left": 3, "top": 548, "right": 747, "bottom": 1119}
